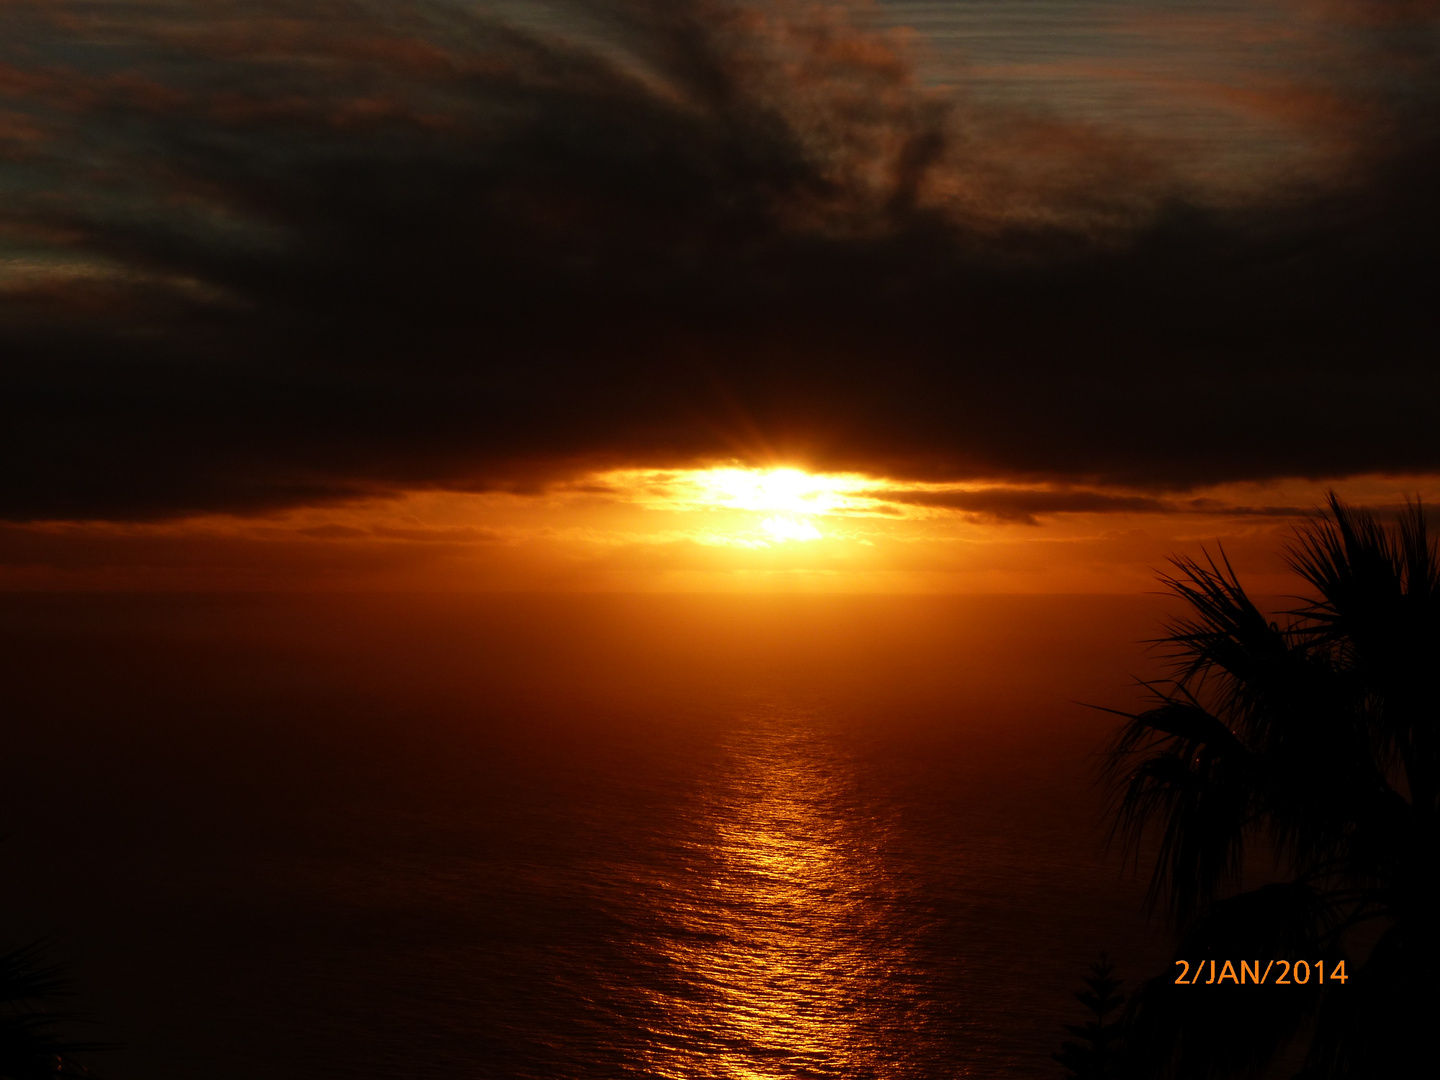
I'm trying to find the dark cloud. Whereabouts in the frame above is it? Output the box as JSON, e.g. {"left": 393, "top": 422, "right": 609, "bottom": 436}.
{"left": 869, "top": 488, "right": 1325, "bottom": 525}
{"left": 876, "top": 488, "right": 1172, "bottom": 525}
{"left": 1181, "top": 498, "right": 1309, "bottom": 517}
{"left": 2, "top": 0, "right": 1438, "bottom": 522}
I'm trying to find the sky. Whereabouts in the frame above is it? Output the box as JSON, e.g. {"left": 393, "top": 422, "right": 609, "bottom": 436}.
{"left": 2, "top": 0, "right": 1438, "bottom": 591}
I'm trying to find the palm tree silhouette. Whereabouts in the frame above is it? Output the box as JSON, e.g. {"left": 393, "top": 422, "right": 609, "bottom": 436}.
{"left": 1102, "top": 494, "right": 1436, "bottom": 1079}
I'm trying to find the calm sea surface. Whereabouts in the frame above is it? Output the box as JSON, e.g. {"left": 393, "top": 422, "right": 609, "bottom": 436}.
{"left": 0, "top": 593, "right": 1176, "bottom": 1078}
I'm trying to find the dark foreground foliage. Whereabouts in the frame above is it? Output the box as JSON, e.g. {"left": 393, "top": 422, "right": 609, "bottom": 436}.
{"left": 0, "top": 941, "right": 104, "bottom": 1078}
{"left": 1102, "top": 495, "right": 1438, "bottom": 1079}
{"left": 1054, "top": 953, "right": 1127, "bottom": 1080}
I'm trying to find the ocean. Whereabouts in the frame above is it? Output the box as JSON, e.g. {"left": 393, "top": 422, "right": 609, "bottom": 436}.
{"left": 0, "top": 593, "right": 1177, "bottom": 1078}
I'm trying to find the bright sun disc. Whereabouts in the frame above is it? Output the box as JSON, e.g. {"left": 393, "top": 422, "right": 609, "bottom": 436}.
{"left": 760, "top": 516, "right": 822, "bottom": 542}
{"left": 684, "top": 467, "right": 869, "bottom": 514}
{"left": 584, "top": 464, "right": 886, "bottom": 545}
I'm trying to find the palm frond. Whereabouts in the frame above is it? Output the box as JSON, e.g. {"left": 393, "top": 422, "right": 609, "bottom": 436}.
{"left": 1284, "top": 494, "right": 1439, "bottom": 825}
{"left": 0, "top": 942, "right": 73, "bottom": 1008}
{"left": 0, "top": 941, "right": 110, "bottom": 1079}
{"left": 1103, "top": 687, "right": 1254, "bottom": 924}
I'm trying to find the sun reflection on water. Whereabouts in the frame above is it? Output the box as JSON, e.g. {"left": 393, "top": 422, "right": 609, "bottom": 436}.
{"left": 619, "top": 705, "right": 932, "bottom": 1079}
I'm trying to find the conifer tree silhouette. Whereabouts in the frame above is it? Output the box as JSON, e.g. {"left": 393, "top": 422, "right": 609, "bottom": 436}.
{"left": 1054, "top": 952, "right": 1126, "bottom": 1080}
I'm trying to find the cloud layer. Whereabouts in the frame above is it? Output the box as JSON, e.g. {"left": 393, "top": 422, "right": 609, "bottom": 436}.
{"left": 2, "top": 0, "right": 1438, "bottom": 522}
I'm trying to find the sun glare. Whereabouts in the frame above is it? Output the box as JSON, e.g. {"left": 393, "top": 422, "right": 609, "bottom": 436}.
{"left": 692, "top": 467, "right": 867, "bottom": 515}
{"left": 761, "top": 516, "right": 823, "bottom": 542}
{"left": 587, "top": 465, "right": 882, "bottom": 545}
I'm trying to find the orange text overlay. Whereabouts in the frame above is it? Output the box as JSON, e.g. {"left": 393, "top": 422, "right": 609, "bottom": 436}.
{"left": 1174, "top": 960, "right": 1347, "bottom": 986}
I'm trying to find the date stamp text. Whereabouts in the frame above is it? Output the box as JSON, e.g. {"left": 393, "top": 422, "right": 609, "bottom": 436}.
{"left": 1174, "top": 960, "right": 1347, "bottom": 986}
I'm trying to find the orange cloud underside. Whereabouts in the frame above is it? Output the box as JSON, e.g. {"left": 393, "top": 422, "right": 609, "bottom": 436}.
{"left": 4, "top": 467, "right": 1439, "bottom": 594}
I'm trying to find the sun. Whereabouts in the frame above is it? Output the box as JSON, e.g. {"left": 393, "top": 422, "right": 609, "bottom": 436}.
{"left": 642, "top": 467, "right": 853, "bottom": 520}
{"left": 760, "top": 516, "right": 823, "bottom": 542}
{"left": 687, "top": 465, "right": 882, "bottom": 515}
{"left": 589, "top": 465, "right": 883, "bottom": 544}
{"left": 693, "top": 467, "right": 853, "bottom": 515}
{"left": 684, "top": 468, "right": 840, "bottom": 542}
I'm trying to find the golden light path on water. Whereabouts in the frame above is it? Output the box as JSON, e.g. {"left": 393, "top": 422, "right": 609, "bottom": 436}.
{"left": 595, "top": 703, "right": 945, "bottom": 1079}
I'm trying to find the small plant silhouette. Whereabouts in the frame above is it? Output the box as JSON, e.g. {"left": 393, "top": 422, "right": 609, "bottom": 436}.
{"left": 1054, "top": 952, "right": 1126, "bottom": 1080}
